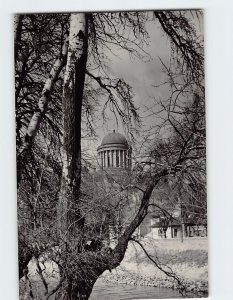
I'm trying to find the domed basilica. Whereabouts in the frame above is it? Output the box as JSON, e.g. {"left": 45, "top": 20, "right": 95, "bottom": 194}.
{"left": 97, "top": 130, "right": 132, "bottom": 171}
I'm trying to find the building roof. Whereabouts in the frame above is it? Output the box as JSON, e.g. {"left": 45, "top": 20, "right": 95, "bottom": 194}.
{"left": 101, "top": 130, "right": 128, "bottom": 146}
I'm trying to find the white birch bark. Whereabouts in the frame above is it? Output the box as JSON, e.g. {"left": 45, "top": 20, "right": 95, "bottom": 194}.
{"left": 18, "top": 36, "right": 69, "bottom": 157}
{"left": 58, "top": 13, "right": 88, "bottom": 241}
{"left": 61, "top": 13, "right": 87, "bottom": 183}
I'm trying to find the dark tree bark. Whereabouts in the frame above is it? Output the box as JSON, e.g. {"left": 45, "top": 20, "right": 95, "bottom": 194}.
{"left": 18, "top": 236, "right": 33, "bottom": 279}
{"left": 54, "top": 251, "right": 111, "bottom": 300}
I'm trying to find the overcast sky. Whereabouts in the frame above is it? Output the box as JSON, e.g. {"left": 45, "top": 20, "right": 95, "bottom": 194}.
{"left": 83, "top": 10, "right": 204, "bottom": 160}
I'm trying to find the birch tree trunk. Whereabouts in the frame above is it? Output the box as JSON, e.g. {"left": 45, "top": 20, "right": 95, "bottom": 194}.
{"left": 56, "top": 13, "right": 92, "bottom": 300}
{"left": 58, "top": 13, "right": 88, "bottom": 241}
{"left": 17, "top": 36, "right": 69, "bottom": 183}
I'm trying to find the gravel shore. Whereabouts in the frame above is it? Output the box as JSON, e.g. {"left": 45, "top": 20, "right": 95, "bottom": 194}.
{"left": 100, "top": 237, "right": 208, "bottom": 298}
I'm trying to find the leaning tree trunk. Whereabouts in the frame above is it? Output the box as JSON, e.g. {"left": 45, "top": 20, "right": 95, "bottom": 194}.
{"left": 17, "top": 35, "right": 69, "bottom": 185}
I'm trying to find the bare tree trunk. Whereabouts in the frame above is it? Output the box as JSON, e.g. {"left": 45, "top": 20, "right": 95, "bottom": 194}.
{"left": 18, "top": 236, "right": 33, "bottom": 279}
{"left": 56, "top": 13, "right": 90, "bottom": 299}
{"left": 178, "top": 195, "right": 185, "bottom": 243}
{"left": 53, "top": 252, "right": 108, "bottom": 300}
{"left": 111, "top": 171, "right": 167, "bottom": 269}
{"left": 57, "top": 13, "right": 88, "bottom": 243}
{"left": 55, "top": 276, "right": 96, "bottom": 300}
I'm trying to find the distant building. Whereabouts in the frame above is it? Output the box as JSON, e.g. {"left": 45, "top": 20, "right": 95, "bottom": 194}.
{"left": 150, "top": 214, "right": 207, "bottom": 239}
{"left": 97, "top": 130, "right": 132, "bottom": 171}
{"left": 95, "top": 131, "right": 207, "bottom": 240}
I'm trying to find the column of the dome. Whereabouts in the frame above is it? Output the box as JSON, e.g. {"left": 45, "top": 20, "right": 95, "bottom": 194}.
{"left": 106, "top": 150, "right": 109, "bottom": 167}
{"left": 120, "top": 150, "right": 123, "bottom": 167}
{"left": 113, "top": 150, "right": 116, "bottom": 167}
{"left": 100, "top": 151, "right": 103, "bottom": 168}
{"left": 121, "top": 150, "right": 124, "bottom": 168}
{"left": 107, "top": 150, "right": 109, "bottom": 168}
{"left": 108, "top": 150, "right": 111, "bottom": 167}
{"left": 97, "top": 151, "right": 100, "bottom": 168}
{"left": 109, "top": 150, "right": 111, "bottom": 167}
{"left": 104, "top": 151, "right": 107, "bottom": 168}
{"left": 110, "top": 150, "right": 113, "bottom": 167}
{"left": 109, "top": 150, "right": 113, "bottom": 168}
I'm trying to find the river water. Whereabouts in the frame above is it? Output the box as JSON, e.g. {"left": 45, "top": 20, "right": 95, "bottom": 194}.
{"left": 90, "top": 283, "right": 182, "bottom": 299}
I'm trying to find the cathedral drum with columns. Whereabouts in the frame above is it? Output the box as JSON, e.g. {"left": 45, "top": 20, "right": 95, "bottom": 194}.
{"left": 97, "top": 130, "right": 132, "bottom": 171}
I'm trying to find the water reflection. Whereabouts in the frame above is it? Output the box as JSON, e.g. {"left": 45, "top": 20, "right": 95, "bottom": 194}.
{"left": 90, "top": 283, "right": 182, "bottom": 299}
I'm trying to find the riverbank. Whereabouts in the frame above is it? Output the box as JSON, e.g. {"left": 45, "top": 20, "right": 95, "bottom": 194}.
{"left": 20, "top": 237, "right": 208, "bottom": 298}
{"left": 99, "top": 237, "right": 208, "bottom": 298}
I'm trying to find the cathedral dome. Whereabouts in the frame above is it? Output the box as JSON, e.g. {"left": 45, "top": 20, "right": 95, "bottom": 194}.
{"left": 101, "top": 130, "right": 128, "bottom": 147}
{"left": 97, "top": 130, "right": 132, "bottom": 170}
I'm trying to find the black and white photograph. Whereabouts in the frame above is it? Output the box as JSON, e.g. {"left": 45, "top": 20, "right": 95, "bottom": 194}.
{"left": 15, "top": 10, "right": 207, "bottom": 299}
